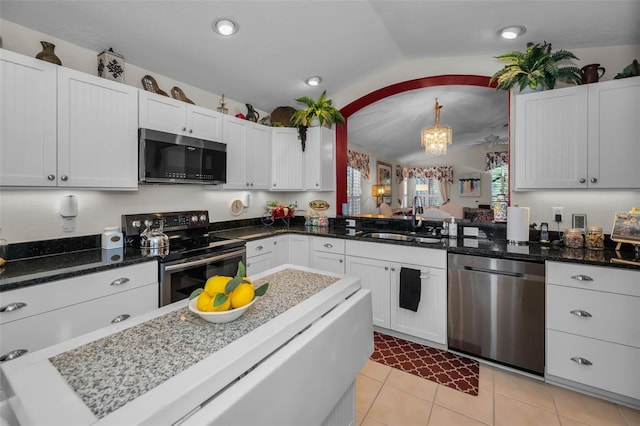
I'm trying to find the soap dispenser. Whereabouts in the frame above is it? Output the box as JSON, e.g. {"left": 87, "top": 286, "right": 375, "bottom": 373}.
{"left": 448, "top": 217, "right": 457, "bottom": 238}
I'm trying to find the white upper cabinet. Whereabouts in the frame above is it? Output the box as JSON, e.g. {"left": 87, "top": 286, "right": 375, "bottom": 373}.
{"left": 57, "top": 67, "right": 138, "bottom": 189}
{"left": 0, "top": 49, "right": 138, "bottom": 189}
{"left": 222, "top": 115, "right": 270, "bottom": 190}
{"left": 513, "top": 77, "right": 640, "bottom": 190}
{"left": 271, "top": 127, "right": 303, "bottom": 190}
{"left": 0, "top": 49, "right": 57, "bottom": 186}
{"left": 138, "top": 90, "right": 222, "bottom": 141}
{"left": 304, "top": 126, "right": 335, "bottom": 191}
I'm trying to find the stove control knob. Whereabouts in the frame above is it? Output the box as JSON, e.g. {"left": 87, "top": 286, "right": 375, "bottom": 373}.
{"left": 132, "top": 220, "right": 141, "bottom": 229}
{"left": 191, "top": 215, "right": 198, "bottom": 223}
{"left": 200, "top": 214, "right": 207, "bottom": 222}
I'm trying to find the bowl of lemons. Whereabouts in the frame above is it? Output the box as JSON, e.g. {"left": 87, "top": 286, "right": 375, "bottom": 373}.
{"left": 188, "top": 261, "right": 268, "bottom": 324}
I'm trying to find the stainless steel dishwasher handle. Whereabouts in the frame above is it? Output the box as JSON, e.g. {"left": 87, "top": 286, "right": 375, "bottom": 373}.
{"left": 570, "top": 357, "right": 593, "bottom": 366}
{"left": 463, "top": 266, "right": 524, "bottom": 278}
{"left": 0, "top": 302, "right": 27, "bottom": 312}
{"left": 570, "top": 309, "right": 592, "bottom": 318}
{"left": 571, "top": 274, "right": 594, "bottom": 281}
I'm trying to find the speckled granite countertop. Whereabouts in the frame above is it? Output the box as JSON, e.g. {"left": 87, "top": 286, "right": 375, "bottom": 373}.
{"left": 48, "top": 268, "right": 340, "bottom": 419}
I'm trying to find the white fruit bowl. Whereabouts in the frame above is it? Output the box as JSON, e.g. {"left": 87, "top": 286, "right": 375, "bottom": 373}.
{"left": 188, "top": 297, "right": 256, "bottom": 323}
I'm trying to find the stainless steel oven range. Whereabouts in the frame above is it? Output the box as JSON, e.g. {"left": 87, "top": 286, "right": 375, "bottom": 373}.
{"left": 122, "top": 210, "right": 246, "bottom": 307}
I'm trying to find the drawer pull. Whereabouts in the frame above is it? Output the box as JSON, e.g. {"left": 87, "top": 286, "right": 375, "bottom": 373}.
{"left": 0, "top": 302, "right": 27, "bottom": 312}
{"left": 570, "top": 309, "right": 592, "bottom": 318}
{"left": 256, "top": 245, "right": 263, "bottom": 251}
{"left": 110, "top": 277, "right": 130, "bottom": 286}
{"left": 570, "top": 357, "right": 593, "bottom": 366}
{"left": 111, "top": 314, "right": 130, "bottom": 323}
{"left": 0, "top": 349, "right": 28, "bottom": 362}
{"left": 323, "top": 243, "right": 333, "bottom": 248}
{"left": 571, "top": 274, "right": 594, "bottom": 282}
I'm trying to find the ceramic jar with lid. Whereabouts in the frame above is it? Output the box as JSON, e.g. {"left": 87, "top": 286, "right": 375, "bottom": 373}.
{"left": 564, "top": 228, "right": 584, "bottom": 248}
{"left": 585, "top": 226, "right": 605, "bottom": 250}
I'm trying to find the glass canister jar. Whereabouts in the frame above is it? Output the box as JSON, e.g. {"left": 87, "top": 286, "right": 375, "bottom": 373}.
{"left": 585, "top": 226, "right": 605, "bottom": 250}
{"left": 564, "top": 228, "right": 584, "bottom": 248}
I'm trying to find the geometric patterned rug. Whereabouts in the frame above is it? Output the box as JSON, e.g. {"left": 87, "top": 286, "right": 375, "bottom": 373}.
{"left": 370, "top": 332, "right": 479, "bottom": 396}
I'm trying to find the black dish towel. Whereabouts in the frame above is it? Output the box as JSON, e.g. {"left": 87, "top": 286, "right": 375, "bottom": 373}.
{"left": 399, "top": 267, "right": 421, "bottom": 312}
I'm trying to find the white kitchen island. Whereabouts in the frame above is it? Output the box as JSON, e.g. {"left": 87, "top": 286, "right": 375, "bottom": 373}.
{"left": 0, "top": 265, "right": 373, "bottom": 426}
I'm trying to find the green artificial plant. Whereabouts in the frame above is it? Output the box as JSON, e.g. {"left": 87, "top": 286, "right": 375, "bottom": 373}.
{"left": 290, "top": 90, "right": 344, "bottom": 151}
{"left": 490, "top": 42, "right": 582, "bottom": 91}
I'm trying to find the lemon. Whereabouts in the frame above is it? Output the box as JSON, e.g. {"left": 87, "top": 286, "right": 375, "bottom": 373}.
{"left": 230, "top": 283, "right": 255, "bottom": 309}
{"left": 196, "top": 292, "right": 214, "bottom": 312}
{"left": 211, "top": 293, "right": 231, "bottom": 311}
{"left": 204, "top": 275, "right": 232, "bottom": 297}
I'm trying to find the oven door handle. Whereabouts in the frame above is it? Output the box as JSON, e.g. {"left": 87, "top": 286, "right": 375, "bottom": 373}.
{"left": 164, "top": 249, "right": 245, "bottom": 272}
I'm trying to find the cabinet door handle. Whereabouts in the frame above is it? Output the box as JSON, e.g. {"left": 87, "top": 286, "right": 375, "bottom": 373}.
{"left": 0, "top": 302, "right": 27, "bottom": 312}
{"left": 110, "top": 277, "right": 130, "bottom": 286}
{"left": 0, "top": 349, "right": 28, "bottom": 362}
{"left": 590, "top": 177, "right": 597, "bottom": 183}
{"left": 182, "top": 126, "right": 187, "bottom": 131}
{"left": 60, "top": 175, "right": 69, "bottom": 181}
{"left": 273, "top": 241, "right": 277, "bottom": 245}
{"left": 48, "top": 174, "right": 56, "bottom": 181}
{"left": 390, "top": 267, "right": 396, "bottom": 271}
{"left": 111, "top": 314, "right": 130, "bottom": 323}
{"left": 250, "top": 183, "right": 254, "bottom": 187}
{"left": 579, "top": 178, "right": 586, "bottom": 183}
{"left": 339, "top": 259, "right": 343, "bottom": 263}
{"left": 384, "top": 266, "right": 389, "bottom": 271}
{"left": 323, "top": 243, "right": 333, "bottom": 248}
{"left": 188, "top": 129, "right": 193, "bottom": 134}
{"left": 246, "top": 182, "right": 250, "bottom": 186}
{"left": 571, "top": 274, "right": 594, "bottom": 282}
{"left": 570, "top": 357, "right": 593, "bottom": 366}
{"left": 570, "top": 309, "right": 592, "bottom": 318}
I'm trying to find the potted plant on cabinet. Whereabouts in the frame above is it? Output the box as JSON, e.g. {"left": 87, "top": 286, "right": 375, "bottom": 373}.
{"left": 290, "top": 90, "right": 345, "bottom": 151}
{"left": 489, "top": 41, "right": 582, "bottom": 92}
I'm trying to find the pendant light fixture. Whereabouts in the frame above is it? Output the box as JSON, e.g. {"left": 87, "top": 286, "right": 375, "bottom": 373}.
{"left": 421, "top": 98, "right": 452, "bottom": 156}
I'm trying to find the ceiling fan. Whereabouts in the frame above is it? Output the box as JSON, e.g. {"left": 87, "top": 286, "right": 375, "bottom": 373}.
{"left": 475, "top": 126, "right": 508, "bottom": 148}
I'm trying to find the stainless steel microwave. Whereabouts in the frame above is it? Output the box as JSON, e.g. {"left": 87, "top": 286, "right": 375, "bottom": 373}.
{"left": 139, "top": 128, "right": 226, "bottom": 184}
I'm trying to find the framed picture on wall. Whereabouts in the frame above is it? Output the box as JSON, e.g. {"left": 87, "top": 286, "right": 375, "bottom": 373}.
{"left": 376, "top": 161, "right": 392, "bottom": 206}
{"left": 458, "top": 173, "right": 481, "bottom": 197}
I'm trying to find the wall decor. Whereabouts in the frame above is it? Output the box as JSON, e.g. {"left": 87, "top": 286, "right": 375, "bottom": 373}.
{"left": 611, "top": 212, "right": 640, "bottom": 247}
{"left": 458, "top": 174, "right": 481, "bottom": 196}
{"left": 376, "top": 161, "right": 392, "bottom": 206}
{"left": 97, "top": 48, "right": 124, "bottom": 82}
{"left": 35, "top": 41, "right": 61, "bottom": 65}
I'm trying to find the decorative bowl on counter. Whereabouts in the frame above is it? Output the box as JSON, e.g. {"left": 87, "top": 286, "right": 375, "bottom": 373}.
{"left": 188, "top": 297, "right": 256, "bottom": 323}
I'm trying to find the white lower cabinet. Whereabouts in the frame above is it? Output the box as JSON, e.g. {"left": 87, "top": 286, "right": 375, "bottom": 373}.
{"left": 288, "top": 235, "right": 310, "bottom": 267}
{"left": 311, "top": 237, "right": 345, "bottom": 274}
{"left": 245, "top": 238, "right": 275, "bottom": 276}
{"left": 546, "top": 261, "right": 640, "bottom": 403}
{"left": 0, "top": 262, "right": 158, "bottom": 364}
{"left": 345, "top": 240, "right": 447, "bottom": 345}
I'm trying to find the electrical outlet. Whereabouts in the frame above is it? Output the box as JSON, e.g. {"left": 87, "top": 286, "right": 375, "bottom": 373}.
{"left": 552, "top": 207, "right": 564, "bottom": 222}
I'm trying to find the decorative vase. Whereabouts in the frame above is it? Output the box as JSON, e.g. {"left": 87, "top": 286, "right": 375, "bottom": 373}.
{"left": 519, "top": 83, "right": 543, "bottom": 94}
{"left": 245, "top": 104, "right": 259, "bottom": 122}
{"left": 35, "top": 41, "right": 61, "bottom": 65}
{"left": 97, "top": 48, "right": 125, "bottom": 82}
{"left": 309, "top": 116, "right": 321, "bottom": 127}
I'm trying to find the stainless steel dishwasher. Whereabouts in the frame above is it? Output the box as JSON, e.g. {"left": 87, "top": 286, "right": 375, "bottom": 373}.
{"left": 447, "top": 253, "right": 545, "bottom": 375}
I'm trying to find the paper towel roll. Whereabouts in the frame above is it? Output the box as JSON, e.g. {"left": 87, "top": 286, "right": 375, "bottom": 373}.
{"left": 507, "top": 207, "right": 530, "bottom": 244}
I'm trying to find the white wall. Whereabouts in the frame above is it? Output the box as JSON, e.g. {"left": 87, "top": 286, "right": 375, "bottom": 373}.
{"left": 336, "top": 44, "right": 640, "bottom": 230}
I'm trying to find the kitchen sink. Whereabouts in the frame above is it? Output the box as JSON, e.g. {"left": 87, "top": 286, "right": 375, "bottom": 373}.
{"left": 362, "top": 232, "right": 442, "bottom": 244}
{"left": 363, "top": 232, "right": 413, "bottom": 241}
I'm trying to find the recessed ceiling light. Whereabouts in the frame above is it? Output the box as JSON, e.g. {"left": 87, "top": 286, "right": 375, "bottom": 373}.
{"left": 305, "top": 76, "right": 323, "bottom": 86}
{"left": 498, "top": 25, "right": 526, "bottom": 40}
{"left": 212, "top": 18, "right": 238, "bottom": 36}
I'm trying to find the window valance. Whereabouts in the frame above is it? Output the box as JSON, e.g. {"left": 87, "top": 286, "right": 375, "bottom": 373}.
{"left": 347, "top": 150, "right": 370, "bottom": 181}
{"left": 395, "top": 166, "right": 454, "bottom": 184}
{"left": 486, "top": 152, "right": 509, "bottom": 171}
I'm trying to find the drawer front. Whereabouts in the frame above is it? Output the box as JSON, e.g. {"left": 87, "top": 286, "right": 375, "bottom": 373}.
{"left": 311, "top": 252, "right": 345, "bottom": 275}
{"left": 547, "top": 284, "right": 640, "bottom": 347}
{"left": 311, "top": 237, "right": 345, "bottom": 254}
{"left": 345, "top": 240, "right": 446, "bottom": 269}
{"left": 547, "top": 330, "right": 640, "bottom": 399}
{"left": 0, "top": 262, "right": 158, "bottom": 325}
{"left": 0, "top": 283, "right": 158, "bottom": 363}
{"left": 246, "top": 238, "right": 274, "bottom": 257}
{"left": 547, "top": 261, "right": 640, "bottom": 296}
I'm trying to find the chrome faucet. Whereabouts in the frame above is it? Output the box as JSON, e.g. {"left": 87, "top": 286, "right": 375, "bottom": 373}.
{"left": 411, "top": 196, "right": 423, "bottom": 230}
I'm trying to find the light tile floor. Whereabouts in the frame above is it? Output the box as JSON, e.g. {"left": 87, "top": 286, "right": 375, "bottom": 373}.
{"left": 356, "top": 360, "right": 640, "bottom": 426}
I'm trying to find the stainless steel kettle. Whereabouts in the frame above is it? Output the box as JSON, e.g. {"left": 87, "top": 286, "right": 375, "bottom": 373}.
{"left": 140, "top": 220, "right": 169, "bottom": 256}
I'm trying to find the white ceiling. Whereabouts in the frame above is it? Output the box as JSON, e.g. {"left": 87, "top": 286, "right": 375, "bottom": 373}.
{"left": 2, "top": 0, "right": 639, "bottom": 160}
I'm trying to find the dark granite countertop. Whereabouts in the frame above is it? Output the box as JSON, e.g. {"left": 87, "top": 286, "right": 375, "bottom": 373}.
{"left": 3, "top": 221, "right": 638, "bottom": 292}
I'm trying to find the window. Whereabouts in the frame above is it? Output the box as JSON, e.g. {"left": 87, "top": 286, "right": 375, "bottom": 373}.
{"left": 490, "top": 165, "right": 509, "bottom": 203}
{"left": 414, "top": 177, "right": 440, "bottom": 207}
{"left": 346, "top": 166, "right": 362, "bottom": 214}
